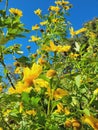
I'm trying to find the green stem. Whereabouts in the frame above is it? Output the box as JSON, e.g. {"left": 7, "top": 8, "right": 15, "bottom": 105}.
{"left": 87, "top": 95, "right": 96, "bottom": 107}
{"left": 0, "top": 52, "right": 15, "bottom": 89}
{"left": 47, "top": 78, "right": 53, "bottom": 115}
{"left": 5, "top": 0, "right": 8, "bottom": 13}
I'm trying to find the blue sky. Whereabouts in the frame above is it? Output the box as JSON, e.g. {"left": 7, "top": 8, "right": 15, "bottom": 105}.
{"left": 1, "top": 0, "right": 98, "bottom": 55}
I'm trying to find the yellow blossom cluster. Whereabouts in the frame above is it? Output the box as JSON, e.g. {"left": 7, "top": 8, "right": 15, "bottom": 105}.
{"left": 42, "top": 41, "right": 71, "bottom": 52}
{"left": 9, "top": 8, "right": 23, "bottom": 17}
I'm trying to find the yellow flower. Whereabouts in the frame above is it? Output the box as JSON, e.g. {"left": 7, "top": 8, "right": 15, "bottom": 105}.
{"left": 50, "top": 41, "right": 58, "bottom": 51}
{"left": 62, "top": 1, "right": 69, "bottom": 5}
{"left": 58, "top": 45, "right": 71, "bottom": 52}
{"left": 9, "top": 8, "right": 23, "bottom": 17}
{"left": 42, "top": 41, "right": 70, "bottom": 53}
{"left": 69, "top": 53, "right": 79, "bottom": 59}
{"left": 38, "top": 57, "right": 46, "bottom": 65}
{"left": 64, "top": 107, "right": 70, "bottom": 115}
{"left": 64, "top": 119, "right": 72, "bottom": 128}
{"left": 53, "top": 88, "right": 68, "bottom": 100}
{"left": 14, "top": 67, "right": 22, "bottom": 74}
{"left": 82, "top": 115, "right": 98, "bottom": 130}
{"left": 23, "top": 63, "right": 42, "bottom": 85}
{"left": 94, "top": 88, "right": 98, "bottom": 95}
{"left": 46, "top": 69, "right": 56, "bottom": 78}
{"left": 69, "top": 27, "right": 87, "bottom": 37}
{"left": 54, "top": 103, "right": 64, "bottom": 113}
{"left": 3, "top": 109, "right": 11, "bottom": 116}
{"left": 0, "top": 85, "right": 3, "bottom": 92}
{"left": 40, "top": 20, "right": 48, "bottom": 26}
{"left": 33, "top": 78, "right": 49, "bottom": 91}
{"left": 71, "top": 119, "right": 81, "bottom": 129}
{"left": 19, "top": 102, "right": 23, "bottom": 113}
{"left": 8, "top": 81, "right": 32, "bottom": 94}
{"left": 64, "top": 6, "right": 70, "bottom": 10}
{"left": 32, "top": 24, "right": 40, "bottom": 30}
{"left": 89, "top": 32, "right": 96, "bottom": 39}
{"left": 55, "top": 0, "right": 69, "bottom": 6}
{"left": 0, "top": 127, "right": 3, "bottom": 130}
{"left": 52, "top": 18, "right": 59, "bottom": 23}
{"left": 49, "top": 6, "right": 60, "bottom": 12}
{"left": 34, "top": 9, "right": 42, "bottom": 15}
{"left": 75, "top": 27, "right": 87, "bottom": 35}
{"left": 55, "top": 1, "right": 62, "bottom": 5}
{"left": 30, "top": 36, "right": 41, "bottom": 42}
{"left": 64, "top": 118, "right": 81, "bottom": 129}
{"left": 54, "top": 103, "right": 70, "bottom": 115}
{"left": 69, "top": 27, "right": 76, "bottom": 37}
{"left": 26, "top": 109, "right": 36, "bottom": 116}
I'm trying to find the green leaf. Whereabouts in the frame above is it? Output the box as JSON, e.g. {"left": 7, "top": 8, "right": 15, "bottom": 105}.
{"left": 75, "top": 75, "right": 81, "bottom": 87}
{"left": 83, "top": 108, "right": 90, "bottom": 116}
{"left": 31, "top": 97, "right": 40, "bottom": 107}
{"left": 21, "top": 92, "right": 30, "bottom": 104}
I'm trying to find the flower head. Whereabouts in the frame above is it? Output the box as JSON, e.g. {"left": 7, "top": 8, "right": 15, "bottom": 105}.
{"left": 0, "top": 85, "right": 3, "bottom": 92}
{"left": 49, "top": 6, "right": 60, "bottom": 12}
{"left": 34, "top": 9, "right": 42, "bottom": 15}
{"left": 69, "top": 27, "right": 87, "bottom": 37}
{"left": 30, "top": 36, "right": 41, "bottom": 42}
{"left": 9, "top": 8, "right": 23, "bottom": 17}
{"left": 8, "top": 81, "right": 32, "bottom": 94}
{"left": 46, "top": 69, "right": 56, "bottom": 78}
{"left": 34, "top": 78, "right": 49, "bottom": 92}
{"left": 23, "top": 63, "right": 42, "bottom": 85}
{"left": 42, "top": 41, "right": 71, "bottom": 53}
{"left": 53, "top": 88, "right": 68, "bottom": 100}
{"left": 40, "top": 20, "right": 48, "bottom": 26}
{"left": 94, "top": 88, "right": 98, "bottom": 95}
{"left": 32, "top": 24, "right": 40, "bottom": 30}
{"left": 26, "top": 109, "right": 36, "bottom": 116}
{"left": 38, "top": 57, "right": 46, "bottom": 65}
{"left": 82, "top": 115, "right": 98, "bottom": 130}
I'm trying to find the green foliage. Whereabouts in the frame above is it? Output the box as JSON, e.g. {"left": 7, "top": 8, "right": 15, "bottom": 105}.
{"left": 0, "top": 0, "right": 98, "bottom": 130}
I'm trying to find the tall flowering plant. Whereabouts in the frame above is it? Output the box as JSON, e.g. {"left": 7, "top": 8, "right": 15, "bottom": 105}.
{"left": 0, "top": 0, "right": 98, "bottom": 130}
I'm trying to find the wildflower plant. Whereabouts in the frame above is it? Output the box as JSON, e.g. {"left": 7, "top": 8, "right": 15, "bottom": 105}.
{"left": 0, "top": 0, "right": 98, "bottom": 130}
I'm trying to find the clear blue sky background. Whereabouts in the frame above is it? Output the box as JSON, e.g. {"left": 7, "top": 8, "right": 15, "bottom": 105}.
{"left": 1, "top": 0, "right": 98, "bottom": 56}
